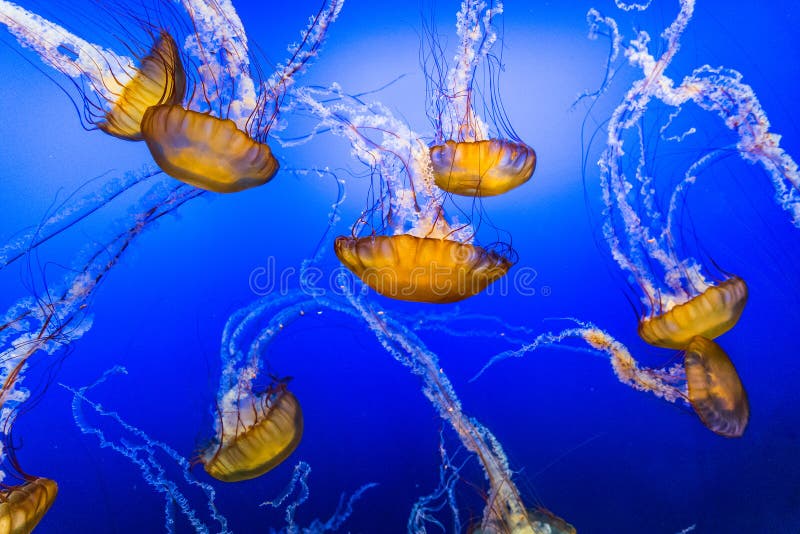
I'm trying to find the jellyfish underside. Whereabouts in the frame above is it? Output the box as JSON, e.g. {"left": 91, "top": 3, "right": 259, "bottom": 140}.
{"left": 638, "top": 277, "right": 748, "bottom": 349}
{"left": 334, "top": 234, "right": 512, "bottom": 304}
{"left": 98, "top": 32, "right": 186, "bottom": 141}
{"left": 140, "top": 105, "right": 279, "bottom": 193}
{"left": 0, "top": 477, "right": 58, "bottom": 534}
{"left": 203, "top": 388, "right": 303, "bottom": 482}
{"left": 429, "top": 139, "right": 536, "bottom": 197}
{"left": 684, "top": 336, "right": 749, "bottom": 438}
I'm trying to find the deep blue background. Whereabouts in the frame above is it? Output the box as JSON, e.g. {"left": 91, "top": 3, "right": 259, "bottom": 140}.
{"left": 1, "top": 0, "right": 800, "bottom": 532}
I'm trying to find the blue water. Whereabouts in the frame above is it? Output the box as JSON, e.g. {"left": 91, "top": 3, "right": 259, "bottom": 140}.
{"left": 1, "top": 0, "right": 799, "bottom": 532}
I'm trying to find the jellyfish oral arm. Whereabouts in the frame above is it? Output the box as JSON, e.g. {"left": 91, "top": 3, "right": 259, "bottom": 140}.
{"left": 677, "top": 67, "right": 800, "bottom": 226}
{"left": 0, "top": 0, "right": 134, "bottom": 102}
{"left": 289, "top": 86, "right": 475, "bottom": 240}
{"left": 266, "top": 0, "right": 344, "bottom": 106}
{"left": 345, "top": 292, "right": 543, "bottom": 533}
{"left": 441, "top": 0, "right": 503, "bottom": 141}
{"left": 179, "top": 0, "right": 257, "bottom": 126}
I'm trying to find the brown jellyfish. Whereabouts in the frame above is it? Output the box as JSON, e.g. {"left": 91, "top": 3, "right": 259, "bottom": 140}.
{"left": 202, "top": 383, "right": 303, "bottom": 482}
{"left": 0, "top": 477, "right": 58, "bottom": 534}
{"left": 638, "top": 276, "right": 748, "bottom": 349}
{"left": 429, "top": 139, "right": 536, "bottom": 197}
{"left": 136, "top": 0, "right": 343, "bottom": 193}
{"left": 422, "top": 0, "right": 535, "bottom": 198}
{"left": 684, "top": 336, "right": 749, "bottom": 438}
{"left": 140, "top": 105, "right": 279, "bottom": 193}
{"left": 98, "top": 31, "right": 186, "bottom": 141}
{"left": 334, "top": 234, "right": 512, "bottom": 304}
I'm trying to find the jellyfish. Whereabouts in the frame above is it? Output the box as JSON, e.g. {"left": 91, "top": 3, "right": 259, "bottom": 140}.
{"left": 290, "top": 83, "right": 515, "bottom": 304}
{"left": 0, "top": 476, "right": 57, "bottom": 533}
{"left": 584, "top": 0, "right": 800, "bottom": 352}
{"left": 137, "top": 0, "right": 342, "bottom": 193}
{"left": 684, "top": 335, "right": 749, "bottom": 438}
{"left": 140, "top": 104, "right": 279, "bottom": 193}
{"left": 200, "top": 290, "right": 312, "bottom": 484}
{"left": 0, "top": 0, "right": 343, "bottom": 193}
{"left": 473, "top": 319, "right": 749, "bottom": 438}
{"left": 637, "top": 276, "right": 748, "bottom": 350}
{"left": 588, "top": 327, "right": 749, "bottom": 438}
{"left": 0, "top": 1, "right": 186, "bottom": 141}
{"left": 334, "top": 234, "right": 512, "bottom": 304}
{"left": 425, "top": 0, "right": 536, "bottom": 197}
{"left": 580, "top": 0, "right": 759, "bottom": 352}
{"left": 201, "top": 382, "right": 303, "bottom": 483}
{"left": 65, "top": 367, "right": 374, "bottom": 533}
{"left": 0, "top": 429, "right": 56, "bottom": 532}
{"left": 205, "top": 282, "right": 561, "bottom": 533}
{"left": 99, "top": 31, "right": 186, "bottom": 140}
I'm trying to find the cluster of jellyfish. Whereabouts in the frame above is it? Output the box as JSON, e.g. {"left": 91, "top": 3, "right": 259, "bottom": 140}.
{"left": 0, "top": 0, "right": 797, "bottom": 531}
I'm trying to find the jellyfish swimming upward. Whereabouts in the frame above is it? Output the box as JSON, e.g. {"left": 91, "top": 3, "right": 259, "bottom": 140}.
{"left": 425, "top": 0, "right": 536, "bottom": 198}
{"left": 592, "top": 0, "right": 800, "bottom": 354}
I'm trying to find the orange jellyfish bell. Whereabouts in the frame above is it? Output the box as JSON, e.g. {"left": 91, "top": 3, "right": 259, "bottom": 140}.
{"left": 638, "top": 276, "right": 748, "bottom": 349}
{"left": 429, "top": 139, "right": 536, "bottom": 197}
{"left": 140, "top": 105, "right": 279, "bottom": 193}
{"left": 203, "top": 385, "right": 303, "bottom": 482}
{"left": 0, "top": 477, "right": 58, "bottom": 534}
{"left": 98, "top": 32, "right": 186, "bottom": 141}
{"left": 334, "top": 234, "right": 512, "bottom": 304}
{"left": 684, "top": 336, "right": 749, "bottom": 438}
